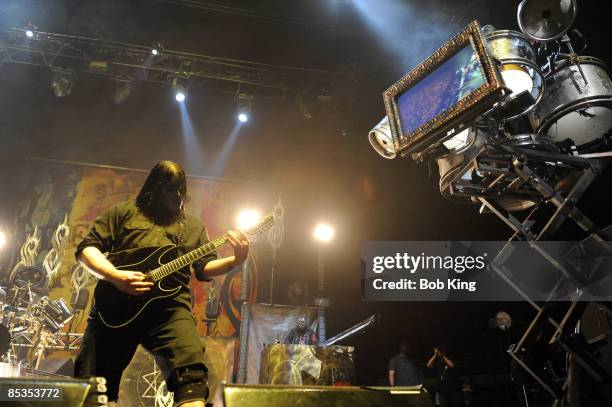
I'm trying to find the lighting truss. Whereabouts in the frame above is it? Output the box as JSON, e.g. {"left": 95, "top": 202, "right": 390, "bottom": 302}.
{"left": 0, "top": 28, "right": 354, "bottom": 101}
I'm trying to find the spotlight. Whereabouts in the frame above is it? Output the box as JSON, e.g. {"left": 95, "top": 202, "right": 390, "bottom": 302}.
{"left": 24, "top": 23, "right": 37, "bottom": 39}
{"left": 51, "top": 70, "right": 76, "bottom": 98}
{"left": 113, "top": 77, "right": 133, "bottom": 104}
{"left": 0, "top": 230, "right": 6, "bottom": 249}
{"left": 313, "top": 223, "right": 335, "bottom": 243}
{"left": 236, "top": 94, "right": 254, "bottom": 123}
{"left": 151, "top": 42, "right": 163, "bottom": 56}
{"left": 172, "top": 77, "right": 188, "bottom": 103}
{"left": 236, "top": 209, "right": 261, "bottom": 230}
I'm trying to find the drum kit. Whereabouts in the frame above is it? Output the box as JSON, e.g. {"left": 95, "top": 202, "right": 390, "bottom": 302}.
{"left": 0, "top": 266, "right": 75, "bottom": 372}
{"left": 368, "top": 0, "right": 612, "bottom": 402}
{"left": 368, "top": 0, "right": 611, "bottom": 213}
{"left": 432, "top": 0, "right": 611, "bottom": 213}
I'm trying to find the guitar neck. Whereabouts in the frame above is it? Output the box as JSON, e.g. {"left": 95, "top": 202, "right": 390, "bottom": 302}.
{"left": 148, "top": 234, "right": 229, "bottom": 282}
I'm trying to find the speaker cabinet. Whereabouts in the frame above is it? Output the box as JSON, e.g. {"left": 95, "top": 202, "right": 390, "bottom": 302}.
{"left": 217, "top": 384, "right": 432, "bottom": 407}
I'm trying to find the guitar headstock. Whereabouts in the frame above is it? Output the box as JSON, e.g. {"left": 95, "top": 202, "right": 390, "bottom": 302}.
{"left": 243, "top": 213, "right": 275, "bottom": 236}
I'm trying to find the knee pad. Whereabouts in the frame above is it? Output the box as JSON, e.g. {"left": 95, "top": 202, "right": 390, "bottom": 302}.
{"left": 169, "top": 364, "right": 209, "bottom": 405}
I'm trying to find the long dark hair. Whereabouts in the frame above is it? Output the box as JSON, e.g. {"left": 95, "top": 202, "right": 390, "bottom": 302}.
{"left": 136, "top": 160, "right": 187, "bottom": 224}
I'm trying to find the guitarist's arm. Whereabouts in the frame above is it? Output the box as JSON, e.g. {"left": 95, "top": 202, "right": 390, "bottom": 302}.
{"left": 195, "top": 229, "right": 249, "bottom": 280}
{"left": 79, "top": 246, "right": 154, "bottom": 296}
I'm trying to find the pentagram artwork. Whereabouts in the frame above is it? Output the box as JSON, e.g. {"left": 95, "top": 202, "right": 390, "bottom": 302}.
{"left": 122, "top": 346, "right": 174, "bottom": 407}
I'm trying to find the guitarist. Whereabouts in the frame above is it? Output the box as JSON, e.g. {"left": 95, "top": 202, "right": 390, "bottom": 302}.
{"left": 73, "top": 160, "right": 249, "bottom": 407}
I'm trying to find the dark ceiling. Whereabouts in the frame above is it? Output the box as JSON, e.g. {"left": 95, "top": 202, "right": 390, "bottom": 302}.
{"left": 1, "top": 0, "right": 611, "bottom": 385}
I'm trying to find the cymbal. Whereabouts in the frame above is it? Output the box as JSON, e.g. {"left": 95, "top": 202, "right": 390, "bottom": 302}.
{"left": 517, "top": 0, "right": 576, "bottom": 41}
{"left": 12, "top": 265, "right": 45, "bottom": 287}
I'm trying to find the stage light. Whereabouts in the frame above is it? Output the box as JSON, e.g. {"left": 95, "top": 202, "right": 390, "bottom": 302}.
{"left": 151, "top": 42, "right": 164, "bottom": 57}
{"left": 0, "top": 230, "right": 6, "bottom": 249}
{"left": 24, "top": 23, "right": 38, "bottom": 40}
{"left": 172, "top": 77, "right": 188, "bottom": 103}
{"left": 236, "top": 94, "right": 254, "bottom": 123}
{"left": 113, "top": 78, "right": 133, "bottom": 104}
{"left": 236, "top": 209, "right": 261, "bottom": 230}
{"left": 313, "top": 223, "right": 335, "bottom": 243}
{"left": 51, "top": 70, "right": 76, "bottom": 97}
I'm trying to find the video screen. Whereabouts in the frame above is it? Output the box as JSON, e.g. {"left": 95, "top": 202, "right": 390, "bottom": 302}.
{"left": 396, "top": 45, "right": 486, "bottom": 137}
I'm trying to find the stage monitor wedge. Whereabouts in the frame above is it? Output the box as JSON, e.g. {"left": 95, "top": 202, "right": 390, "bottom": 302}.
{"left": 218, "top": 384, "right": 432, "bottom": 407}
{"left": 383, "top": 20, "right": 506, "bottom": 160}
{"left": 0, "top": 377, "right": 107, "bottom": 407}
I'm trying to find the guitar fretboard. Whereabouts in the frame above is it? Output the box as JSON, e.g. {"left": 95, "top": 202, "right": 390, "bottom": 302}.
{"left": 147, "top": 235, "right": 228, "bottom": 282}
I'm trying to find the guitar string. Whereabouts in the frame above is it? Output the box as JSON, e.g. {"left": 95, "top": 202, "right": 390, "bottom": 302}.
{"left": 147, "top": 216, "right": 272, "bottom": 283}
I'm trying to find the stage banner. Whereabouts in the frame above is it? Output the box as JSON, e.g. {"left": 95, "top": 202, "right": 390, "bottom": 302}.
{"left": 7, "top": 159, "right": 268, "bottom": 340}
{"left": 237, "top": 303, "right": 321, "bottom": 384}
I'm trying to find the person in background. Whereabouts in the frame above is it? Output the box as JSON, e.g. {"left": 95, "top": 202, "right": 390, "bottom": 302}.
{"left": 388, "top": 341, "right": 422, "bottom": 386}
{"left": 284, "top": 315, "right": 317, "bottom": 345}
{"left": 427, "top": 347, "right": 461, "bottom": 407}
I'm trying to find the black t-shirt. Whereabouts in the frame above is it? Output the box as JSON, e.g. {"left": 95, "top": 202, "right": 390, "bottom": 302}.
{"left": 76, "top": 200, "right": 218, "bottom": 314}
{"left": 388, "top": 354, "right": 421, "bottom": 386}
{"left": 432, "top": 357, "right": 460, "bottom": 394}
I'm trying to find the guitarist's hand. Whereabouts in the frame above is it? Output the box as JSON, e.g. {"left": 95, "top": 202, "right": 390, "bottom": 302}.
{"left": 228, "top": 229, "right": 249, "bottom": 265}
{"left": 109, "top": 270, "right": 154, "bottom": 296}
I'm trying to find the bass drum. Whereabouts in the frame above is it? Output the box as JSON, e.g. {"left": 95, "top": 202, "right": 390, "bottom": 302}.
{"left": 529, "top": 57, "right": 612, "bottom": 148}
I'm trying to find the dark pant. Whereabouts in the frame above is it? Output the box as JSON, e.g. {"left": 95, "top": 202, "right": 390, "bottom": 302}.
{"left": 74, "top": 306, "right": 206, "bottom": 401}
{"left": 439, "top": 392, "right": 462, "bottom": 407}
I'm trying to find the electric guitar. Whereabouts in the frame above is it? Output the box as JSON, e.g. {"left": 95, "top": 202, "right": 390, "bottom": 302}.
{"left": 93, "top": 214, "right": 274, "bottom": 328}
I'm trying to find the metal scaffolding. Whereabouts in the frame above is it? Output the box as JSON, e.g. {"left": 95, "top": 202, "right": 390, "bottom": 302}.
{"left": 0, "top": 27, "right": 354, "bottom": 100}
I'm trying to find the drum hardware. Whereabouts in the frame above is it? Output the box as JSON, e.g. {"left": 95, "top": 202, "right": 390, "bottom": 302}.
{"left": 434, "top": 128, "right": 587, "bottom": 212}
{"left": 368, "top": 116, "right": 395, "bottom": 159}
{"left": 517, "top": 0, "right": 577, "bottom": 42}
{"left": 41, "top": 298, "right": 74, "bottom": 333}
{"left": 485, "top": 29, "right": 546, "bottom": 119}
{"left": 370, "top": 0, "right": 612, "bottom": 402}
{"left": 1, "top": 286, "right": 76, "bottom": 370}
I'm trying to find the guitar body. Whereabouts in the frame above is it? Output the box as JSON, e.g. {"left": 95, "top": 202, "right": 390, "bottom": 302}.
{"left": 90, "top": 213, "right": 275, "bottom": 329}
{"left": 94, "top": 245, "right": 186, "bottom": 328}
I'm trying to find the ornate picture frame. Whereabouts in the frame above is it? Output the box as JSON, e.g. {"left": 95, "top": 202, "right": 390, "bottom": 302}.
{"left": 383, "top": 20, "right": 505, "bottom": 159}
